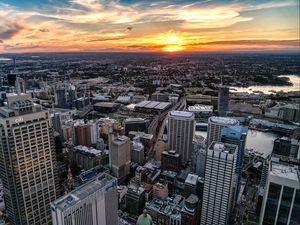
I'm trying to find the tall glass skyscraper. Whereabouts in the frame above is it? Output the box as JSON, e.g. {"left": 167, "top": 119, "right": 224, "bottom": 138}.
{"left": 259, "top": 161, "right": 300, "bottom": 225}
{"left": 0, "top": 92, "right": 58, "bottom": 225}
{"left": 221, "top": 125, "right": 248, "bottom": 202}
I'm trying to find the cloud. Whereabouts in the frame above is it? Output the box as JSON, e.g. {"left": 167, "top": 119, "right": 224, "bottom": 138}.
{"left": 194, "top": 39, "right": 300, "bottom": 46}
{"left": 0, "top": 40, "right": 3, "bottom": 43}
{"left": 0, "top": 22, "right": 23, "bottom": 39}
{"left": 39, "top": 28, "right": 50, "bottom": 32}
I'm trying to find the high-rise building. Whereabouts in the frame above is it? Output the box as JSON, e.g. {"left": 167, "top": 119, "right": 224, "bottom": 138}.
{"left": 218, "top": 84, "right": 229, "bottom": 116}
{"left": 131, "top": 140, "right": 145, "bottom": 164}
{"left": 110, "top": 136, "right": 131, "bottom": 182}
{"left": 221, "top": 125, "right": 248, "bottom": 202}
{"left": 168, "top": 111, "right": 195, "bottom": 165}
{"left": 51, "top": 173, "right": 118, "bottom": 225}
{"left": 74, "top": 122, "right": 92, "bottom": 147}
{"left": 161, "top": 150, "right": 181, "bottom": 172}
{"left": 259, "top": 161, "right": 300, "bottom": 225}
{"left": 0, "top": 93, "right": 58, "bottom": 225}
{"left": 207, "top": 116, "right": 239, "bottom": 148}
{"left": 191, "top": 134, "right": 206, "bottom": 177}
{"left": 125, "top": 185, "right": 145, "bottom": 216}
{"left": 272, "top": 137, "right": 300, "bottom": 159}
{"left": 201, "top": 142, "right": 237, "bottom": 225}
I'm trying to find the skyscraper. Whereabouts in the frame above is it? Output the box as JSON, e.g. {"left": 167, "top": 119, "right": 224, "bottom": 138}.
{"left": 168, "top": 111, "right": 195, "bottom": 164}
{"left": 221, "top": 125, "right": 248, "bottom": 202}
{"left": 207, "top": 116, "right": 239, "bottom": 148}
{"left": 218, "top": 84, "right": 229, "bottom": 116}
{"left": 0, "top": 93, "right": 58, "bottom": 225}
{"left": 110, "top": 136, "right": 131, "bottom": 182}
{"left": 51, "top": 173, "right": 118, "bottom": 225}
{"left": 201, "top": 142, "right": 237, "bottom": 225}
{"left": 259, "top": 160, "right": 300, "bottom": 225}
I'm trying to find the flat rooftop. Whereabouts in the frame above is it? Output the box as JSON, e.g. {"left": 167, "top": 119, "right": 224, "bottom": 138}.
{"left": 209, "top": 142, "right": 237, "bottom": 154}
{"left": 270, "top": 161, "right": 299, "bottom": 182}
{"left": 209, "top": 116, "right": 239, "bottom": 125}
{"left": 52, "top": 173, "right": 116, "bottom": 211}
{"left": 169, "top": 111, "right": 194, "bottom": 118}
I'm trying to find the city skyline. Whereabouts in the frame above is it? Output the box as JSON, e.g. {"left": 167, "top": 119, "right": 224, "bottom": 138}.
{"left": 0, "top": 0, "right": 299, "bottom": 53}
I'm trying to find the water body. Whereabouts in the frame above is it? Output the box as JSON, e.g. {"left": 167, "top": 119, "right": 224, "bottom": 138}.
{"left": 196, "top": 130, "right": 279, "bottom": 157}
{"left": 231, "top": 75, "right": 300, "bottom": 94}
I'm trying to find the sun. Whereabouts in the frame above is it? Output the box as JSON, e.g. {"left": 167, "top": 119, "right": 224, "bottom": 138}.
{"left": 158, "top": 32, "right": 185, "bottom": 52}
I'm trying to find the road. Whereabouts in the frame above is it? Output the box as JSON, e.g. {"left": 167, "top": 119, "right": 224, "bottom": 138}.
{"left": 147, "top": 96, "right": 187, "bottom": 159}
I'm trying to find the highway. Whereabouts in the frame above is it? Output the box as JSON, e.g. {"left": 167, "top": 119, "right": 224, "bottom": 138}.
{"left": 147, "top": 96, "right": 187, "bottom": 159}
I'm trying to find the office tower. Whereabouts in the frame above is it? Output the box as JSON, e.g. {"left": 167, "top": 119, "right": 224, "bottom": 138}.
{"left": 191, "top": 134, "right": 206, "bottom": 177}
{"left": 125, "top": 185, "right": 145, "bottom": 216}
{"left": 168, "top": 111, "right": 195, "bottom": 164}
{"left": 218, "top": 84, "right": 229, "bottom": 116}
{"left": 15, "top": 77, "right": 26, "bottom": 94}
{"left": 201, "top": 142, "right": 238, "bottom": 225}
{"left": 74, "top": 122, "right": 92, "bottom": 146}
{"left": 131, "top": 140, "right": 145, "bottom": 164}
{"left": 51, "top": 173, "right": 118, "bottom": 225}
{"left": 161, "top": 150, "right": 181, "bottom": 172}
{"left": 207, "top": 116, "right": 239, "bottom": 148}
{"left": 110, "top": 136, "right": 131, "bottom": 181}
{"left": 55, "top": 88, "right": 67, "bottom": 108}
{"left": 184, "top": 174, "right": 199, "bottom": 198}
{"left": 259, "top": 161, "right": 300, "bottom": 225}
{"left": 0, "top": 93, "right": 58, "bottom": 225}
{"left": 221, "top": 125, "right": 248, "bottom": 202}
{"left": 272, "top": 137, "right": 300, "bottom": 159}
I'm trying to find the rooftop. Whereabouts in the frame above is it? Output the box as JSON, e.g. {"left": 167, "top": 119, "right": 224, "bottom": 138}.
{"left": 52, "top": 173, "right": 117, "bottom": 211}
{"left": 270, "top": 161, "right": 299, "bottom": 182}
{"left": 73, "top": 145, "right": 105, "bottom": 157}
{"left": 169, "top": 111, "right": 194, "bottom": 118}
{"left": 209, "top": 116, "right": 239, "bottom": 125}
{"left": 209, "top": 142, "right": 237, "bottom": 154}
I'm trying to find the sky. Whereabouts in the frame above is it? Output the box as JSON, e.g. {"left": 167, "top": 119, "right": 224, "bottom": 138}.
{"left": 0, "top": 0, "right": 299, "bottom": 53}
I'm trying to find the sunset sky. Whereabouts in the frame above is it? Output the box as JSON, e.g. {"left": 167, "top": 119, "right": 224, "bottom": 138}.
{"left": 0, "top": 0, "right": 299, "bottom": 53}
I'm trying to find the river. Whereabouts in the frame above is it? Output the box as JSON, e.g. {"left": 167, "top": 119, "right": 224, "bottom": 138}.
{"left": 231, "top": 75, "right": 300, "bottom": 94}
{"left": 195, "top": 130, "right": 279, "bottom": 157}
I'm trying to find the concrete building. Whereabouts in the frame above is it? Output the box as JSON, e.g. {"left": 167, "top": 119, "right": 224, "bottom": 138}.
{"left": 188, "top": 104, "right": 213, "bottom": 117}
{"left": 51, "top": 173, "right": 118, "bottom": 225}
{"left": 207, "top": 116, "right": 239, "bottom": 148}
{"left": 161, "top": 150, "right": 181, "bottom": 172}
{"left": 110, "top": 136, "right": 131, "bottom": 182}
{"left": 0, "top": 93, "right": 58, "bottom": 225}
{"left": 181, "top": 194, "right": 200, "bottom": 225}
{"left": 124, "top": 118, "right": 149, "bottom": 135}
{"left": 259, "top": 161, "right": 300, "bottom": 225}
{"left": 125, "top": 185, "right": 145, "bottom": 216}
{"left": 191, "top": 134, "right": 206, "bottom": 177}
{"left": 131, "top": 141, "right": 145, "bottom": 164}
{"left": 201, "top": 142, "right": 238, "bottom": 225}
{"left": 153, "top": 181, "right": 169, "bottom": 200}
{"left": 184, "top": 174, "right": 199, "bottom": 198}
{"left": 74, "top": 122, "right": 92, "bottom": 147}
{"left": 69, "top": 145, "right": 108, "bottom": 170}
{"left": 218, "top": 85, "right": 229, "bottom": 116}
{"left": 272, "top": 137, "right": 300, "bottom": 159}
{"left": 168, "top": 111, "right": 195, "bottom": 165}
